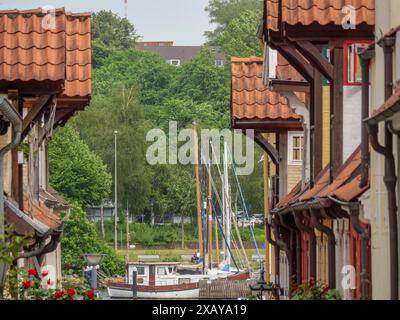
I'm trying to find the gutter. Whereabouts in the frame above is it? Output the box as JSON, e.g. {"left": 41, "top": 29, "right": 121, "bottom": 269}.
{"left": 328, "top": 196, "right": 370, "bottom": 299}
{"left": 310, "top": 208, "right": 336, "bottom": 289}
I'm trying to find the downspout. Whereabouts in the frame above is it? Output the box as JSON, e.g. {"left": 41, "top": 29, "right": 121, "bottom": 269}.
{"left": 310, "top": 208, "right": 336, "bottom": 289}
{"left": 293, "top": 210, "right": 316, "bottom": 280}
{"left": 265, "top": 216, "right": 280, "bottom": 285}
{"left": 0, "top": 97, "right": 22, "bottom": 238}
{"left": 328, "top": 196, "right": 370, "bottom": 299}
{"left": 0, "top": 98, "right": 22, "bottom": 291}
{"left": 280, "top": 214, "right": 302, "bottom": 286}
{"left": 366, "top": 36, "right": 398, "bottom": 300}
{"left": 272, "top": 215, "right": 294, "bottom": 295}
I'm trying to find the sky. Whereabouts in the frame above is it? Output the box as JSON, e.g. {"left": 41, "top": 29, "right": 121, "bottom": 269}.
{"left": 0, "top": 0, "right": 213, "bottom": 45}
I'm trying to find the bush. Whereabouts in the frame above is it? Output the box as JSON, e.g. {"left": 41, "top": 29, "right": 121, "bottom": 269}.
{"left": 61, "top": 204, "right": 124, "bottom": 277}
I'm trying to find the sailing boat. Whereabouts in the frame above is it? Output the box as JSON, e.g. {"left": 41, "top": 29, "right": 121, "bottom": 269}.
{"left": 107, "top": 131, "right": 253, "bottom": 299}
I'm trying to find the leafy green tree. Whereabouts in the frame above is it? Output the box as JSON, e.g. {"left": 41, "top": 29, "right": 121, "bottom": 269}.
{"left": 92, "top": 10, "right": 138, "bottom": 68}
{"left": 217, "top": 9, "right": 263, "bottom": 57}
{"left": 48, "top": 125, "right": 112, "bottom": 206}
{"left": 170, "top": 48, "right": 230, "bottom": 114}
{"left": 61, "top": 203, "right": 124, "bottom": 276}
{"left": 92, "top": 10, "right": 138, "bottom": 49}
{"left": 93, "top": 49, "right": 177, "bottom": 105}
{"left": 72, "top": 84, "right": 151, "bottom": 215}
{"left": 205, "top": 0, "right": 262, "bottom": 44}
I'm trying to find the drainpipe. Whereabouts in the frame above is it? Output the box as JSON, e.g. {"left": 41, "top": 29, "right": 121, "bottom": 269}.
{"left": 328, "top": 196, "right": 370, "bottom": 299}
{"left": 272, "top": 216, "right": 294, "bottom": 295}
{"left": 280, "top": 214, "right": 302, "bottom": 285}
{"left": 293, "top": 210, "right": 316, "bottom": 280}
{"left": 13, "top": 228, "right": 64, "bottom": 264}
{"left": 0, "top": 97, "right": 22, "bottom": 294}
{"left": 265, "top": 216, "right": 280, "bottom": 285}
{"left": 366, "top": 36, "right": 398, "bottom": 300}
{"left": 310, "top": 208, "right": 336, "bottom": 289}
{"left": 359, "top": 54, "right": 371, "bottom": 188}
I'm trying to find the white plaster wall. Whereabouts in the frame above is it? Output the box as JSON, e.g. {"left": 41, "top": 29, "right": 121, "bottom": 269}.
{"left": 369, "top": 0, "right": 392, "bottom": 300}
{"left": 343, "top": 86, "right": 362, "bottom": 160}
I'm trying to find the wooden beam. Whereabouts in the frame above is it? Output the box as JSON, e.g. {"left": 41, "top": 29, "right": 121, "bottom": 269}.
{"left": 294, "top": 40, "right": 334, "bottom": 82}
{"left": 22, "top": 95, "right": 51, "bottom": 139}
{"left": 311, "top": 69, "right": 324, "bottom": 181}
{"left": 278, "top": 44, "right": 314, "bottom": 83}
{"left": 330, "top": 44, "right": 344, "bottom": 181}
{"left": 254, "top": 132, "right": 280, "bottom": 165}
{"left": 270, "top": 79, "right": 310, "bottom": 93}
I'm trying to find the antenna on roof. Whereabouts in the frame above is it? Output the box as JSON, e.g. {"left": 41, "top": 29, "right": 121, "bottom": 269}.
{"left": 124, "top": 0, "right": 128, "bottom": 19}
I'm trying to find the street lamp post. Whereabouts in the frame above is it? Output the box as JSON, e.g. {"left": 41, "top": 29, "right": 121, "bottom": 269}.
{"left": 83, "top": 254, "right": 106, "bottom": 290}
{"left": 114, "top": 131, "right": 118, "bottom": 251}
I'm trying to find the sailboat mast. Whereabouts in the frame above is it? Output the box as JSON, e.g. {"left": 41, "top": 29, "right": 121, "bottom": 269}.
{"left": 208, "top": 165, "right": 213, "bottom": 269}
{"left": 193, "top": 123, "right": 203, "bottom": 258}
{"left": 223, "top": 142, "right": 231, "bottom": 268}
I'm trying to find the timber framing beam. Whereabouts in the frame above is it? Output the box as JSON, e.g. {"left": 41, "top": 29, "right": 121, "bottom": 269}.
{"left": 22, "top": 95, "right": 52, "bottom": 140}
{"left": 277, "top": 44, "right": 314, "bottom": 83}
{"left": 254, "top": 131, "right": 280, "bottom": 166}
{"left": 269, "top": 79, "right": 310, "bottom": 93}
{"left": 329, "top": 43, "right": 344, "bottom": 181}
{"left": 293, "top": 40, "right": 334, "bottom": 82}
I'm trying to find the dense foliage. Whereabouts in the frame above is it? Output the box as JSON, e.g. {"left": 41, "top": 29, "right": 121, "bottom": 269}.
{"left": 61, "top": 204, "right": 124, "bottom": 276}
{"left": 49, "top": 125, "right": 112, "bottom": 206}
{"left": 205, "top": 0, "right": 263, "bottom": 44}
{"left": 217, "top": 9, "right": 263, "bottom": 57}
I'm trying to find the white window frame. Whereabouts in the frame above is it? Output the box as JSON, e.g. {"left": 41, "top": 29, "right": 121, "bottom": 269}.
{"left": 168, "top": 59, "right": 181, "bottom": 66}
{"left": 288, "top": 131, "right": 304, "bottom": 166}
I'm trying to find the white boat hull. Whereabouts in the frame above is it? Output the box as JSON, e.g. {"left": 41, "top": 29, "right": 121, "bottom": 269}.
{"left": 107, "top": 285, "right": 199, "bottom": 299}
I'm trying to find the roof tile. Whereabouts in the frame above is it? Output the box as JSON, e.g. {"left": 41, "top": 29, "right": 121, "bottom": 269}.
{"left": 0, "top": 8, "right": 91, "bottom": 99}
{"left": 266, "top": 0, "right": 375, "bottom": 32}
{"left": 231, "top": 56, "right": 302, "bottom": 124}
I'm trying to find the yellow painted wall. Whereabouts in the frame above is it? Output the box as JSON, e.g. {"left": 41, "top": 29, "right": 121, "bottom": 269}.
{"left": 322, "top": 86, "right": 331, "bottom": 167}
{"left": 0, "top": 129, "right": 12, "bottom": 195}
{"left": 287, "top": 164, "right": 302, "bottom": 192}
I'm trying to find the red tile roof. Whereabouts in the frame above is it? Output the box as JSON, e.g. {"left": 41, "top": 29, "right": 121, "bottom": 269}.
{"left": 276, "top": 54, "right": 304, "bottom": 81}
{"left": 275, "top": 146, "right": 368, "bottom": 210}
{"left": 275, "top": 54, "right": 307, "bottom": 103}
{"left": 64, "top": 12, "right": 91, "bottom": 98}
{"left": 0, "top": 8, "right": 91, "bottom": 100}
{"left": 366, "top": 89, "right": 400, "bottom": 125}
{"left": 23, "top": 193, "right": 62, "bottom": 230}
{"left": 231, "top": 56, "right": 302, "bottom": 126}
{"left": 266, "top": 0, "right": 375, "bottom": 32}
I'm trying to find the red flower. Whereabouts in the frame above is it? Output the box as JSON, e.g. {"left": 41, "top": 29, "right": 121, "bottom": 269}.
{"left": 27, "top": 269, "right": 37, "bottom": 276}
{"left": 41, "top": 270, "right": 49, "bottom": 277}
{"left": 308, "top": 278, "right": 315, "bottom": 287}
{"left": 323, "top": 286, "right": 329, "bottom": 294}
{"left": 87, "top": 289, "right": 95, "bottom": 299}
{"left": 54, "top": 291, "right": 64, "bottom": 300}
{"left": 22, "top": 280, "right": 32, "bottom": 289}
{"left": 67, "top": 288, "right": 76, "bottom": 298}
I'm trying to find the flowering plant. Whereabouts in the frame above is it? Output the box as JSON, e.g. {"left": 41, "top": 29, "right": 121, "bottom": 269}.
{"left": 291, "top": 278, "right": 341, "bottom": 300}
{"left": 18, "top": 268, "right": 98, "bottom": 300}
